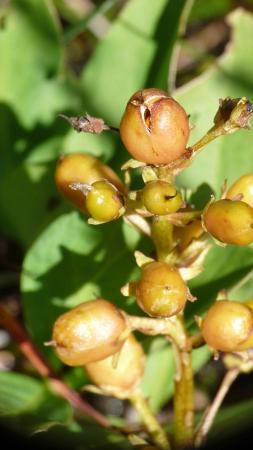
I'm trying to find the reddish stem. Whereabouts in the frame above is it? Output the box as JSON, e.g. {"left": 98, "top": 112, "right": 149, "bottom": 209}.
{"left": 0, "top": 304, "right": 110, "bottom": 428}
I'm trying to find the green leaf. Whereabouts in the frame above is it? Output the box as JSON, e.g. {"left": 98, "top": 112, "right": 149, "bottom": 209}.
{"left": 209, "top": 398, "right": 253, "bottom": 443}
{"left": 190, "top": 0, "right": 232, "bottom": 22}
{"left": 30, "top": 421, "right": 132, "bottom": 450}
{"left": 80, "top": 0, "right": 189, "bottom": 125}
{"left": 0, "top": 371, "right": 72, "bottom": 434}
{"left": 0, "top": 0, "right": 78, "bottom": 128}
{"left": 0, "top": 0, "right": 82, "bottom": 248}
{"left": 177, "top": 9, "right": 253, "bottom": 193}
{"left": 0, "top": 372, "right": 44, "bottom": 416}
{"left": 186, "top": 245, "right": 253, "bottom": 322}
{"left": 21, "top": 211, "right": 143, "bottom": 354}
{"left": 0, "top": 157, "right": 65, "bottom": 248}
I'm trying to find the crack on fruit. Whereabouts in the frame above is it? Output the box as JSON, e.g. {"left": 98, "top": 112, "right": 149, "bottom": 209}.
{"left": 144, "top": 107, "right": 151, "bottom": 132}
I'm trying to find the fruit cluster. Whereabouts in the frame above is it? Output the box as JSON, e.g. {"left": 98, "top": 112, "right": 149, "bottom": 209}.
{"left": 51, "top": 89, "right": 253, "bottom": 449}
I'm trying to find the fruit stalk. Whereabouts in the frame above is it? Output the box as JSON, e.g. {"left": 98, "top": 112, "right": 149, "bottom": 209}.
{"left": 127, "top": 314, "right": 186, "bottom": 348}
{"left": 130, "top": 390, "right": 171, "bottom": 450}
{"left": 173, "top": 342, "right": 194, "bottom": 448}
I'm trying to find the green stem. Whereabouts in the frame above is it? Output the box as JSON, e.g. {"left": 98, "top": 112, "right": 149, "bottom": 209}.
{"left": 130, "top": 390, "right": 171, "bottom": 450}
{"left": 173, "top": 342, "right": 194, "bottom": 448}
{"left": 190, "top": 123, "right": 229, "bottom": 157}
{"left": 151, "top": 216, "right": 175, "bottom": 262}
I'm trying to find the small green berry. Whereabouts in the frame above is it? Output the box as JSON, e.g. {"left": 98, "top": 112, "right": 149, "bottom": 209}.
{"left": 55, "top": 153, "right": 125, "bottom": 212}
{"left": 86, "top": 180, "right": 124, "bottom": 222}
{"left": 142, "top": 181, "right": 183, "bottom": 215}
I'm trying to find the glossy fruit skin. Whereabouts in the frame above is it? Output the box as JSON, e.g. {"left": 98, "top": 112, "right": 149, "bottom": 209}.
{"left": 142, "top": 181, "right": 183, "bottom": 215}
{"left": 85, "top": 334, "right": 145, "bottom": 397}
{"left": 203, "top": 199, "right": 253, "bottom": 246}
{"left": 236, "top": 299, "right": 253, "bottom": 350}
{"left": 202, "top": 300, "right": 253, "bottom": 352}
{"left": 86, "top": 180, "right": 124, "bottom": 221}
{"left": 55, "top": 153, "right": 125, "bottom": 212}
{"left": 52, "top": 299, "right": 127, "bottom": 366}
{"left": 120, "top": 88, "right": 190, "bottom": 165}
{"left": 136, "top": 261, "right": 188, "bottom": 318}
{"left": 174, "top": 219, "right": 204, "bottom": 252}
{"left": 226, "top": 174, "right": 253, "bottom": 207}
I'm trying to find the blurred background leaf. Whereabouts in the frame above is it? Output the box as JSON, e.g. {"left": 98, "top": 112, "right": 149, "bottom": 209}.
{"left": 0, "top": 371, "right": 72, "bottom": 428}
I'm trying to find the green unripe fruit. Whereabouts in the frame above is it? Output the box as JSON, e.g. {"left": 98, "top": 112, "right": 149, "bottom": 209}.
{"left": 55, "top": 153, "right": 125, "bottom": 212}
{"left": 86, "top": 180, "right": 124, "bottom": 222}
{"left": 120, "top": 88, "right": 190, "bottom": 165}
{"left": 52, "top": 299, "right": 128, "bottom": 366}
{"left": 136, "top": 261, "right": 188, "bottom": 318}
{"left": 202, "top": 300, "right": 253, "bottom": 352}
{"left": 226, "top": 173, "right": 253, "bottom": 207}
{"left": 85, "top": 334, "right": 145, "bottom": 398}
{"left": 203, "top": 199, "right": 253, "bottom": 246}
{"left": 142, "top": 181, "right": 183, "bottom": 215}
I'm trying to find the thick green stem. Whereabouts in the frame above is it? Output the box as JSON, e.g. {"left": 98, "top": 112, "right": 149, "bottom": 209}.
{"left": 173, "top": 343, "right": 194, "bottom": 448}
{"left": 151, "top": 217, "right": 174, "bottom": 262}
{"left": 130, "top": 390, "right": 171, "bottom": 450}
{"left": 190, "top": 128, "right": 220, "bottom": 155}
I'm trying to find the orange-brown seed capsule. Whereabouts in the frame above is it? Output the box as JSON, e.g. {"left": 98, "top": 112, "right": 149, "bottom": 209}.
{"left": 120, "top": 88, "right": 190, "bottom": 165}
{"left": 85, "top": 334, "right": 145, "bottom": 397}
{"left": 136, "top": 261, "right": 188, "bottom": 318}
{"left": 55, "top": 153, "right": 125, "bottom": 211}
{"left": 52, "top": 299, "right": 128, "bottom": 366}
{"left": 203, "top": 199, "right": 253, "bottom": 246}
{"left": 202, "top": 300, "right": 253, "bottom": 352}
{"left": 226, "top": 174, "right": 253, "bottom": 207}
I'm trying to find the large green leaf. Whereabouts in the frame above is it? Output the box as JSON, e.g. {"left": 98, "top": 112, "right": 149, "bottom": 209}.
{"left": 0, "top": 0, "right": 82, "bottom": 247}
{"left": 186, "top": 245, "right": 253, "bottom": 322}
{"left": 0, "top": 372, "right": 71, "bottom": 427}
{"left": 80, "top": 0, "right": 189, "bottom": 125}
{"left": 177, "top": 9, "right": 253, "bottom": 192}
{"left": 30, "top": 421, "right": 132, "bottom": 450}
{"left": 0, "top": 0, "right": 78, "bottom": 128}
{"left": 21, "top": 211, "right": 143, "bottom": 352}
{"left": 0, "top": 372, "right": 44, "bottom": 416}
